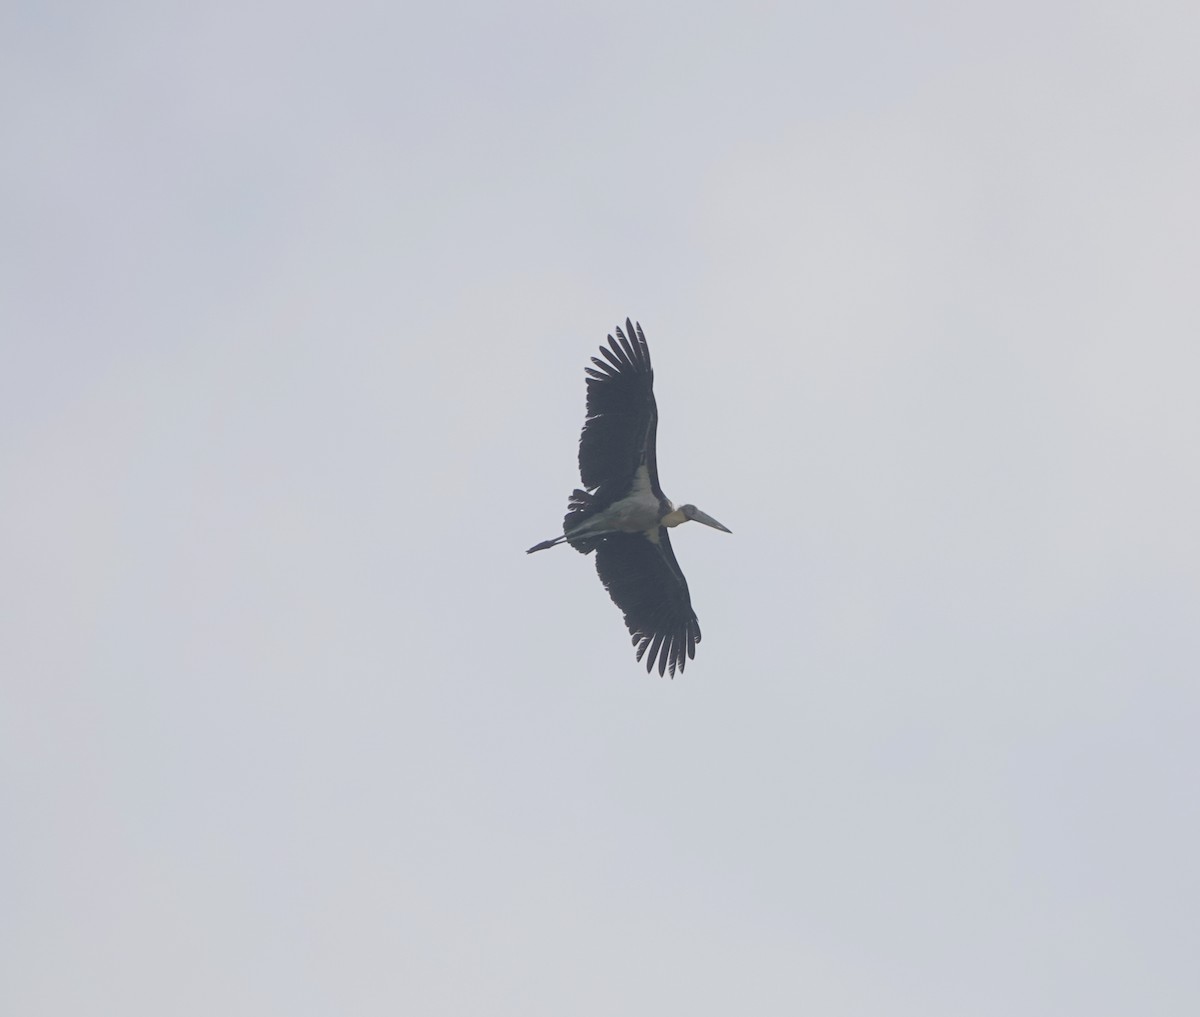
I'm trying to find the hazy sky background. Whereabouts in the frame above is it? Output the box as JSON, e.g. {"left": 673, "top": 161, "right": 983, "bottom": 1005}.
{"left": 3, "top": 2, "right": 1198, "bottom": 1014}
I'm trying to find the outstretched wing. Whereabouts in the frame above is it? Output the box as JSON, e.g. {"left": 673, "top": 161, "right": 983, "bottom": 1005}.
{"left": 594, "top": 530, "right": 701, "bottom": 677}
{"left": 578, "top": 319, "right": 658, "bottom": 494}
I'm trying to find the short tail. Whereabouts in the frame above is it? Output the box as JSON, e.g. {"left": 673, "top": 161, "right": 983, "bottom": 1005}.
{"left": 528, "top": 489, "right": 600, "bottom": 555}
{"left": 562, "top": 488, "right": 603, "bottom": 554}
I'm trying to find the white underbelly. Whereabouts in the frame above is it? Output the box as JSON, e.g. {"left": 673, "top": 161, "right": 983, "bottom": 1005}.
{"left": 570, "top": 464, "right": 665, "bottom": 538}
{"left": 596, "top": 489, "right": 661, "bottom": 532}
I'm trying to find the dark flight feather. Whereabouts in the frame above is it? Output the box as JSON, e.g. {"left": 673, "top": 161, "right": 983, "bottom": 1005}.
{"left": 594, "top": 531, "right": 700, "bottom": 677}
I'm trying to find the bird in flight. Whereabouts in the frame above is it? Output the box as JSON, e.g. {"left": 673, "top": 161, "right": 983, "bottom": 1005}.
{"left": 528, "top": 319, "right": 730, "bottom": 676}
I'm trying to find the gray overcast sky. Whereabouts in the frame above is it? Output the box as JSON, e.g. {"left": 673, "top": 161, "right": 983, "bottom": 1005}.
{"left": 3, "top": 2, "right": 1198, "bottom": 1014}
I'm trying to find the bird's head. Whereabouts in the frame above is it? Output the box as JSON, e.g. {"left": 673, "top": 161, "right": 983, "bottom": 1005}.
{"left": 678, "top": 504, "right": 732, "bottom": 533}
